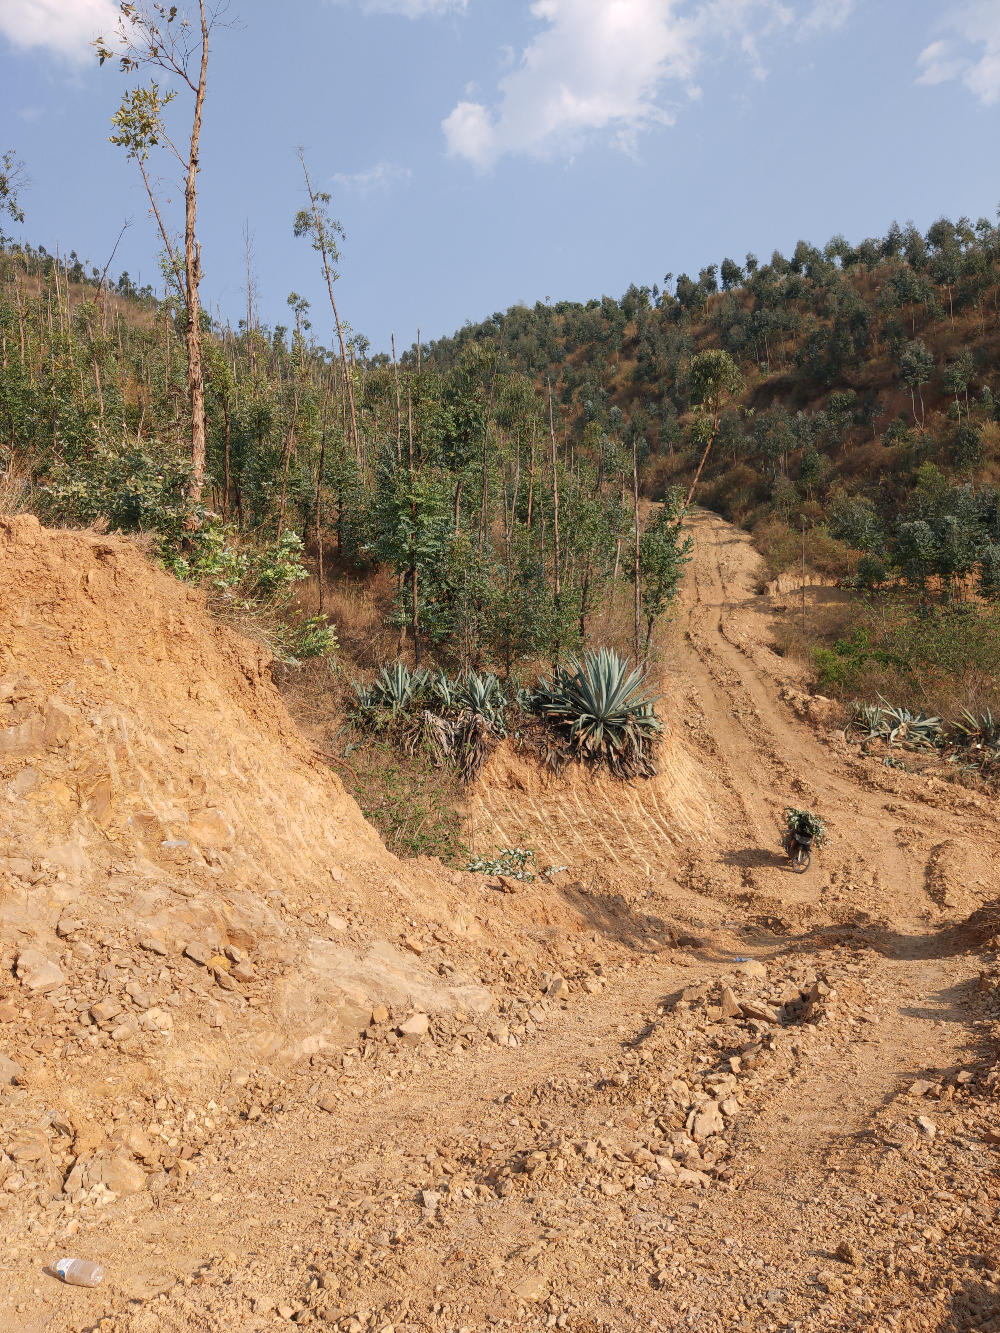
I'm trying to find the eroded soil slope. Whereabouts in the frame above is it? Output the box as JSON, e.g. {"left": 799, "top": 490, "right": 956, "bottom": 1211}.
{"left": 2, "top": 510, "right": 1000, "bottom": 1333}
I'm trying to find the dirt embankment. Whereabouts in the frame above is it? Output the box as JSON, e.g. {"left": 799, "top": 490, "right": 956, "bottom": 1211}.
{"left": 0, "top": 519, "right": 679, "bottom": 1220}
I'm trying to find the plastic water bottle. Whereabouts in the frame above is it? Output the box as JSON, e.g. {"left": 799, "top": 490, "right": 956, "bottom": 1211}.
{"left": 54, "top": 1258, "right": 104, "bottom": 1287}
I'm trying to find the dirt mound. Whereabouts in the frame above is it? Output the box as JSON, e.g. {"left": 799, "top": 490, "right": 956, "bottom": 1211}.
{"left": 466, "top": 686, "right": 715, "bottom": 891}
{"left": 3, "top": 517, "right": 706, "bottom": 1252}
{"left": 0, "top": 520, "right": 520, "bottom": 1189}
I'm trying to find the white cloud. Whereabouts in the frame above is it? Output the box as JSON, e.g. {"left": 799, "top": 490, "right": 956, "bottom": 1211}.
{"left": 0, "top": 0, "right": 119, "bottom": 60}
{"left": 331, "top": 161, "right": 412, "bottom": 196}
{"left": 441, "top": 0, "right": 838, "bottom": 169}
{"left": 798, "top": 0, "right": 853, "bottom": 35}
{"left": 917, "top": 3, "right": 1000, "bottom": 105}
{"left": 361, "top": 0, "right": 466, "bottom": 14}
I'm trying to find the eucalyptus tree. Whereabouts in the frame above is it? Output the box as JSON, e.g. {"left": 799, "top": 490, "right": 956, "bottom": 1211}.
{"left": 899, "top": 340, "right": 935, "bottom": 427}
{"left": 96, "top": 1, "right": 228, "bottom": 502}
{"left": 686, "top": 349, "right": 743, "bottom": 503}
{"left": 634, "top": 487, "right": 693, "bottom": 663}
{"left": 293, "top": 149, "right": 359, "bottom": 460}
{"left": 0, "top": 150, "right": 26, "bottom": 239}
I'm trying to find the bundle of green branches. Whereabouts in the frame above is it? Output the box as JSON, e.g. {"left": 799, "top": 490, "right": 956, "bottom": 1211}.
{"left": 784, "top": 807, "right": 828, "bottom": 846}
{"left": 530, "top": 648, "right": 662, "bottom": 779}
{"left": 466, "top": 848, "right": 536, "bottom": 881}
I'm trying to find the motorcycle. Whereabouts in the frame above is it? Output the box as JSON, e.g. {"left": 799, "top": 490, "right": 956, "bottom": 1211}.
{"left": 783, "top": 828, "right": 813, "bottom": 873}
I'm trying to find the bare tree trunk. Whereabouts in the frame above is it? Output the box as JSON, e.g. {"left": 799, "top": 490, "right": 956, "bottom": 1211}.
{"left": 183, "top": 0, "right": 210, "bottom": 502}
{"left": 316, "top": 374, "right": 332, "bottom": 616}
{"left": 633, "top": 435, "right": 641, "bottom": 665}
{"left": 392, "top": 333, "right": 401, "bottom": 466}
{"left": 685, "top": 431, "right": 716, "bottom": 507}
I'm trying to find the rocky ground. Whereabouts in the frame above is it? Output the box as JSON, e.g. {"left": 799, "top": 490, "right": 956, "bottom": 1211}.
{"left": 2, "top": 510, "right": 1000, "bottom": 1333}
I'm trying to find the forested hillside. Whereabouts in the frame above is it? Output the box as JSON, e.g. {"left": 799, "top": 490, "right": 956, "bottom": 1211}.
{"left": 421, "top": 214, "right": 1000, "bottom": 594}
{"left": 5, "top": 207, "right": 1000, "bottom": 734}
{"left": 0, "top": 238, "right": 691, "bottom": 677}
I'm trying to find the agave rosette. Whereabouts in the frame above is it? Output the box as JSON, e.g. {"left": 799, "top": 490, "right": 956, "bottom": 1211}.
{"left": 531, "top": 648, "right": 661, "bottom": 773}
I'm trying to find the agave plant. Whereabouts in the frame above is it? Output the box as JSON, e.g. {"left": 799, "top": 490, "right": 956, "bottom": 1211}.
{"left": 530, "top": 648, "right": 661, "bottom": 777}
{"left": 848, "top": 701, "right": 884, "bottom": 738}
{"left": 351, "top": 662, "right": 430, "bottom": 719}
{"left": 431, "top": 670, "right": 462, "bottom": 710}
{"left": 457, "top": 671, "right": 508, "bottom": 736}
{"left": 877, "top": 699, "right": 943, "bottom": 748}
{"left": 953, "top": 708, "right": 1000, "bottom": 747}
{"left": 847, "top": 698, "right": 942, "bottom": 748}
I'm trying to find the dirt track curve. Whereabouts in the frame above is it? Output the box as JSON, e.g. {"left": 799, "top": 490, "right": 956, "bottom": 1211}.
{"left": 7, "top": 510, "right": 1000, "bottom": 1333}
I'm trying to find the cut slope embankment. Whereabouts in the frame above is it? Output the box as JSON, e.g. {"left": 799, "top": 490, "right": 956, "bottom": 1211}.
{"left": 0, "top": 515, "right": 684, "bottom": 1251}
{"left": 0, "top": 513, "right": 503, "bottom": 1077}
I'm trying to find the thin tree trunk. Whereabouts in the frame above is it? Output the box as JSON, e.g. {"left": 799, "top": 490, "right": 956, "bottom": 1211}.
{"left": 685, "top": 429, "right": 717, "bottom": 507}
{"left": 182, "top": 0, "right": 211, "bottom": 502}
{"left": 548, "top": 383, "right": 560, "bottom": 601}
{"left": 15, "top": 277, "right": 25, "bottom": 365}
{"left": 408, "top": 383, "right": 420, "bottom": 667}
{"left": 276, "top": 386, "right": 301, "bottom": 541}
{"left": 298, "top": 150, "right": 360, "bottom": 463}
{"left": 633, "top": 435, "right": 641, "bottom": 665}
{"left": 392, "top": 333, "right": 401, "bottom": 466}
{"left": 222, "top": 394, "right": 231, "bottom": 522}
{"left": 526, "top": 423, "right": 536, "bottom": 530}
{"left": 316, "top": 374, "right": 332, "bottom": 615}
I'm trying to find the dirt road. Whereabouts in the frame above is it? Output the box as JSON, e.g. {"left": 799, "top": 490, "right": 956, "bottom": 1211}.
{"left": 7, "top": 511, "right": 1000, "bottom": 1333}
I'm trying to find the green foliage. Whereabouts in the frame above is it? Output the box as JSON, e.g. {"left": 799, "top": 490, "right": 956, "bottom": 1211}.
{"left": 784, "top": 807, "right": 827, "bottom": 846}
{"left": 634, "top": 486, "right": 693, "bottom": 650}
{"left": 288, "top": 614, "right": 337, "bottom": 660}
{"left": 0, "top": 150, "right": 26, "bottom": 236}
{"left": 688, "top": 349, "right": 743, "bottom": 419}
{"left": 466, "top": 848, "right": 536, "bottom": 880}
{"left": 811, "top": 646, "right": 848, "bottom": 689}
{"left": 108, "top": 83, "right": 177, "bottom": 163}
{"left": 167, "top": 527, "right": 310, "bottom": 600}
{"left": 41, "top": 441, "right": 197, "bottom": 542}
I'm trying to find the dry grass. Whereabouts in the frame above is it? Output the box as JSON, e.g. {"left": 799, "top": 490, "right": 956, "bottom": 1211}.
{"left": 751, "top": 516, "right": 854, "bottom": 584}
{"left": 0, "top": 456, "right": 31, "bottom": 516}
{"left": 289, "top": 561, "right": 400, "bottom": 670}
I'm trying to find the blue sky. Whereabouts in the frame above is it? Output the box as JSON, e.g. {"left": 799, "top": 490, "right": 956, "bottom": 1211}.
{"left": 1, "top": 1, "right": 999, "bottom": 356}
